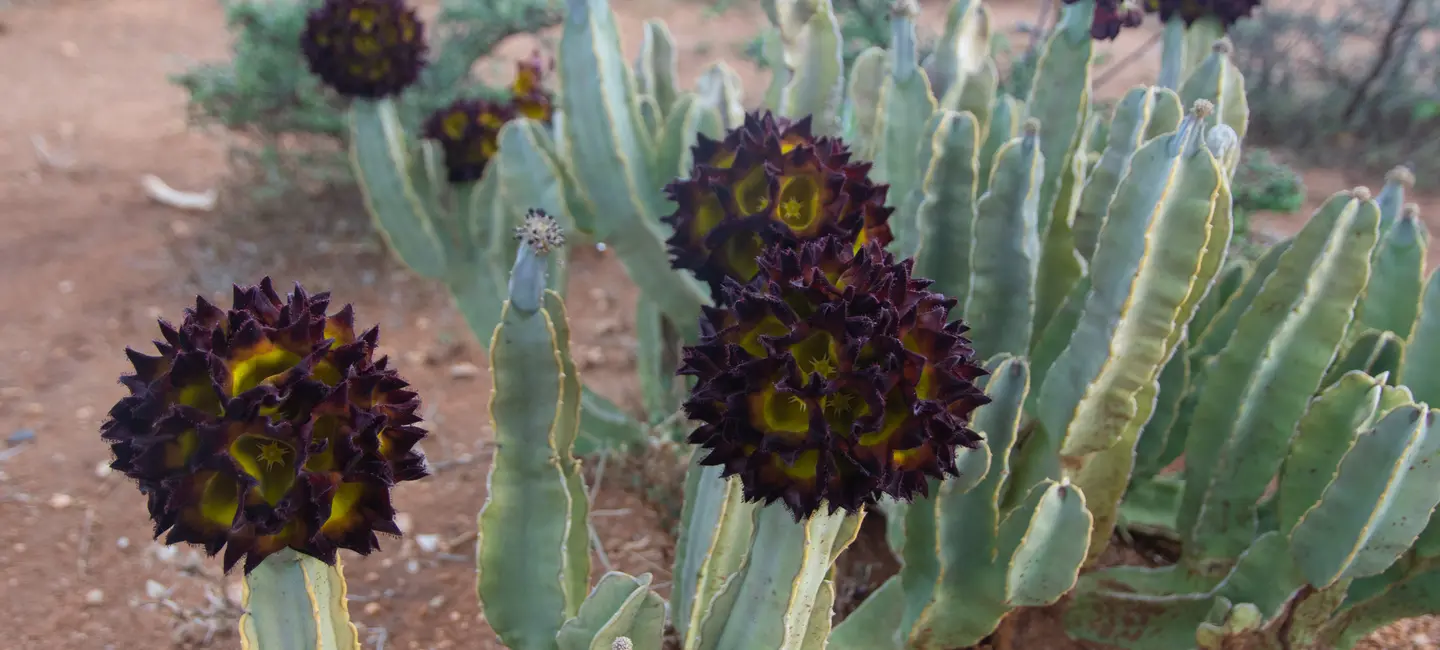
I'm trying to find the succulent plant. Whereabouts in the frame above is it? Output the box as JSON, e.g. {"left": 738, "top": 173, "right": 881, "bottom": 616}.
{"left": 662, "top": 111, "right": 895, "bottom": 300}
{"left": 300, "top": 0, "right": 428, "bottom": 99}
{"left": 100, "top": 278, "right": 428, "bottom": 574}
{"left": 256, "top": 0, "right": 1440, "bottom": 648}
{"left": 679, "top": 236, "right": 990, "bottom": 519}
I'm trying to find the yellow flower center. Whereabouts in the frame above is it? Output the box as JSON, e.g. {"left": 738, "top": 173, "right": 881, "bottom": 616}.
{"left": 231, "top": 347, "right": 303, "bottom": 395}
{"left": 348, "top": 7, "right": 380, "bottom": 29}
{"left": 352, "top": 34, "right": 381, "bottom": 55}
{"left": 820, "top": 390, "right": 852, "bottom": 415}
{"left": 776, "top": 176, "right": 820, "bottom": 232}
{"left": 780, "top": 198, "right": 803, "bottom": 222}
{"left": 809, "top": 354, "right": 835, "bottom": 377}
{"left": 442, "top": 110, "right": 469, "bottom": 140}
{"left": 791, "top": 332, "right": 839, "bottom": 378}
{"left": 323, "top": 483, "right": 366, "bottom": 535}
{"left": 776, "top": 449, "right": 820, "bottom": 479}
{"left": 231, "top": 435, "right": 298, "bottom": 506}
{"left": 257, "top": 441, "right": 290, "bottom": 470}
{"left": 734, "top": 167, "right": 772, "bottom": 214}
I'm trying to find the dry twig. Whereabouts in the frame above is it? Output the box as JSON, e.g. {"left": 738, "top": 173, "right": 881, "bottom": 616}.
{"left": 77, "top": 506, "right": 95, "bottom": 576}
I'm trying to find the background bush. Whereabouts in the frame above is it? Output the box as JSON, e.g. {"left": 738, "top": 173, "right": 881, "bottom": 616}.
{"left": 172, "top": 0, "right": 562, "bottom": 191}
{"left": 1230, "top": 0, "right": 1440, "bottom": 176}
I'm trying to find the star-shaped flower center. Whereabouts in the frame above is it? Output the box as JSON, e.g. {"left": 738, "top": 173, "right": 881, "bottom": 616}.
{"left": 257, "top": 441, "right": 290, "bottom": 470}
{"left": 780, "top": 198, "right": 804, "bottom": 225}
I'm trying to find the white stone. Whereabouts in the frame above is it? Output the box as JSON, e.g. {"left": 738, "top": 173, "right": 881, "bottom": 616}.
{"left": 145, "top": 580, "right": 170, "bottom": 599}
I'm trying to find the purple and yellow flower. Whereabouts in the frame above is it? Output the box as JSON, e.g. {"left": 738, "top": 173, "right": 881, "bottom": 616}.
{"left": 100, "top": 279, "right": 428, "bottom": 573}
{"left": 421, "top": 54, "right": 557, "bottom": 183}
{"left": 510, "top": 51, "right": 556, "bottom": 124}
{"left": 1143, "top": 0, "right": 1261, "bottom": 28}
{"left": 300, "top": 0, "right": 428, "bottom": 99}
{"left": 678, "top": 236, "right": 990, "bottom": 520}
{"left": 422, "top": 98, "right": 517, "bottom": 183}
{"left": 1092, "top": 0, "right": 1146, "bottom": 40}
{"left": 661, "top": 111, "right": 896, "bottom": 301}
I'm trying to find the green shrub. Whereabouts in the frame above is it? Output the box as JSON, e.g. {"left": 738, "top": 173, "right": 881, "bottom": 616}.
{"left": 172, "top": 0, "right": 561, "bottom": 185}
{"left": 1231, "top": 147, "right": 1306, "bottom": 239}
{"left": 1229, "top": 0, "right": 1440, "bottom": 177}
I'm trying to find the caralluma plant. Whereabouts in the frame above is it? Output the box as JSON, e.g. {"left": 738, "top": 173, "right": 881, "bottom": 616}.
{"left": 97, "top": 0, "right": 1440, "bottom": 646}
{"left": 101, "top": 279, "right": 427, "bottom": 646}
{"left": 681, "top": 236, "right": 989, "bottom": 519}
{"left": 662, "top": 112, "right": 895, "bottom": 298}
{"left": 299, "top": 0, "right": 428, "bottom": 99}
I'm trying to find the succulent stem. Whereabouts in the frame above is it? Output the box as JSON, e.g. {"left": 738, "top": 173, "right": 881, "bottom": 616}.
{"left": 889, "top": 0, "right": 920, "bottom": 78}
{"left": 1056, "top": 0, "right": 1098, "bottom": 43}
{"left": 508, "top": 210, "right": 565, "bottom": 315}
{"left": 1158, "top": 17, "right": 1185, "bottom": 90}
{"left": 239, "top": 549, "right": 359, "bottom": 650}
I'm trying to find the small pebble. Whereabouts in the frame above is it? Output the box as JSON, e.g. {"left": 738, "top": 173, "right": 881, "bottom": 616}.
{"left": 394, "top": 512, "right": 413, "bottom": 535}
{"left": 405, "top": 559, "right": 420, "bottom": 574}
{"left": 415, "top": 317, "right": 431, "bottom": 331}
{"left": 145, "top": 580, "right": 169, "bottom": 599}
{"left": 448, "top": 362, "right": 481, "bottom": 380}
{"left": 23, "top": 402, "right": 43, "bottom": 416}
{"left": 448, "top": 611, "right": 461, "bottom": 622}
{"left": 415, "top": 534, "right": 440, "bottom": 553}
{"left": 6, "top": 429, "right": 35, "bottom": 447}
{"left": 60, "top": 41, "right": 80, "bottom": 58}
{"left": 427, "top": 595, "right": 446, "bottom": 609}
{"left": 1413, "top": 634, "right": 1431, "bottom": 646}
{"left": 363, "top": 602, "right": 382, "bottom": 616}
{"left": 115, "top": 537, "right": 130, "bottom": 550}
{"left": 364, "top": 572, "right": 379, "bottom": 581}
{"left": 13, "top": 543, "right": 27, "bottom": 553}
{"left": 58, "top": 280, "right": 74, "bottom": 294}
{"left": 49, "top": 493, "right": 74, "bottom": 509}
{"left": 75, "top": 406, "right": 94, "bottom": 421}
{"left": 94, "top": 461, "right": 113, "bottom": 479}
{"left": 84, "top": 589, "right": 104, "bottom": 606}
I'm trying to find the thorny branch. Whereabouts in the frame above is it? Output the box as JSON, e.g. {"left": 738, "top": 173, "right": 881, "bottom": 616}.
{"left": 1342, "top": 0, "right": 1418, "bottom": 122}
{"left": 1095, "top": 31, "right": 1164, "bottom": 89}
